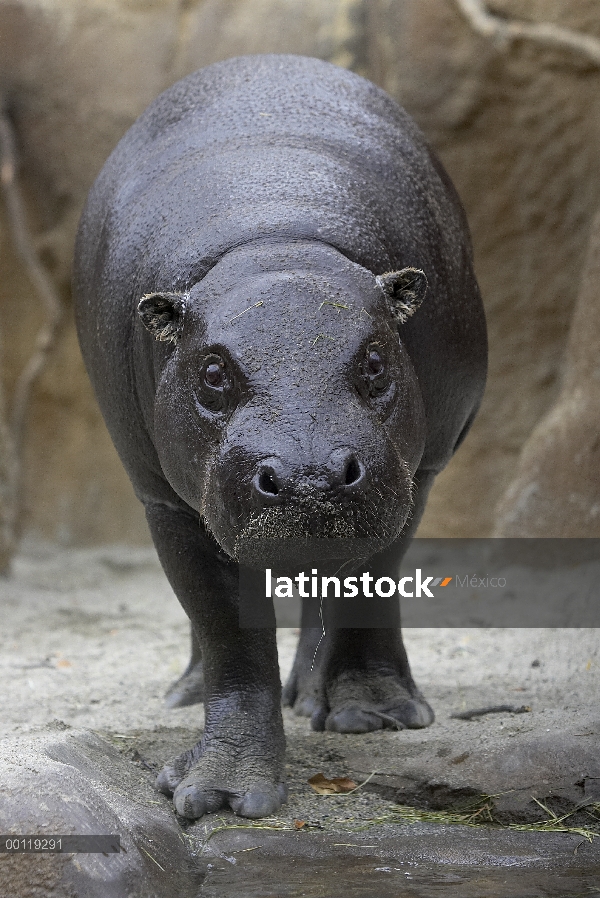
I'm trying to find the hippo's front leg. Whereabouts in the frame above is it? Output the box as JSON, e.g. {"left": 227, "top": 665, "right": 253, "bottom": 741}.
{"left": 145, "top": 501, "right": 286, "bottom": 820}
{"left": 284, "top": 471, "right": 436, "bottom": 733}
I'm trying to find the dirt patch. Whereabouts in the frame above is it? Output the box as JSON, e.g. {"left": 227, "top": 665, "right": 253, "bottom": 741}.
{"left": 0, "top": 543, "right": 599, "bottom": 896}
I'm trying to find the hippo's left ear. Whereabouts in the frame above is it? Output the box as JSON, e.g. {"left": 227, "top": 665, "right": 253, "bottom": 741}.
{"left": 137, "top": 292, "right": 186, "bottom": 344}
{"left": 376, "top": 268, "right": 428, "bottom": 324}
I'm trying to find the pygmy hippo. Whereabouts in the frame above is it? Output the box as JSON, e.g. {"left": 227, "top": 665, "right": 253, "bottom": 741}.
{"left": 74, "top": 54, "right": 487, "bottom": 820}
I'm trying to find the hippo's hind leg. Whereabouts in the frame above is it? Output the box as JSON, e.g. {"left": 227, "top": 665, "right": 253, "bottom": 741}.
{"left": 284, "top": 470, "right": 435, "bottom": 733}
{"left": 145, "top": 501, "right": 286, "bottom": 819}
{"left": 165, "top": 627, "right": 204, "bottom": 708}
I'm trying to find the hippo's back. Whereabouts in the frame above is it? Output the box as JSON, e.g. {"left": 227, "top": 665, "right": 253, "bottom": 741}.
{"left": 78, "top": 55, "right": 456, "bottom": 283}
{"left": 75, "top": 55, "right": 486, "bottom": 483}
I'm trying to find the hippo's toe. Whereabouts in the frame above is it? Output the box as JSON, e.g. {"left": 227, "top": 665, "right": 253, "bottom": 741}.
{"left": 156, "top": 733, "right": 286, "bottom": 820}
{"left": 323, "top": 697, "right": 434, "bottom": 733}
{"left": 171, "top": 778, "right": 286, "bottom": 820}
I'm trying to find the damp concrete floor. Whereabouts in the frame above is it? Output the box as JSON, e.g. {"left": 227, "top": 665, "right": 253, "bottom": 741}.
{"left": 0, "top": 542, "right": 599, "bottom": 897}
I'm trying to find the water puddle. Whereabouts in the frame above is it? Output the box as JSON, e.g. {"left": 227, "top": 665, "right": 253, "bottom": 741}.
{"left": 199, "top": 854, "right": 600, "bottom": 897}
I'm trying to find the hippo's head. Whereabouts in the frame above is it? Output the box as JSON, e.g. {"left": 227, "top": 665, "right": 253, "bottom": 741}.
{"left": 137, "top": 242, "right": 427, "bottom": 568}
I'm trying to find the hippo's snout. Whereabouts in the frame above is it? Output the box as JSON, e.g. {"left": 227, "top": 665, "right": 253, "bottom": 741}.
{"left": 252, "top": 450, "right": 366, "bottom": 508}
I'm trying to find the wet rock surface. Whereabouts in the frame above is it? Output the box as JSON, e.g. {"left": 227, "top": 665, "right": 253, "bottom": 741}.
{"left": 345, "top": 726, "right": 600, "bottom": 824}
{"left": 0, "top": 725, "right": 204, "bottom": 898}
{"left": 2, "top": 723, "right": 599, "bottom": 898}
{"left": 1, "top": 545, "right": 599, "bottom": 896}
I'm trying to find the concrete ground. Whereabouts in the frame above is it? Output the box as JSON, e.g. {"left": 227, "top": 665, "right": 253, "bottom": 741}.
{"left": 0, "top": 542, "right": 599, "bottom": 897}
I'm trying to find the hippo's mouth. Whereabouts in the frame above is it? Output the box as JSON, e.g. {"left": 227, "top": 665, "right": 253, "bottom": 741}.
{"left": 232, "top": 495, "right": 408, "bottom": 571}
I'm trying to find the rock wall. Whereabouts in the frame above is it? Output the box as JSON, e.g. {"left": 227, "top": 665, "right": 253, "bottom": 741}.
{"left": 495, "top": 211, "right": 600, "bottom": 536}
{"left": 1, "top": 0, "right": 599, "bottom": 547}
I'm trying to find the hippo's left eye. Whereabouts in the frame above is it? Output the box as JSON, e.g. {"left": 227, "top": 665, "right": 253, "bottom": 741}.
{"left": 367, "top": 349, "right": 384, "bottom": 375}
{"left": 360, "top": 344, "right": 390, "bottom": 398}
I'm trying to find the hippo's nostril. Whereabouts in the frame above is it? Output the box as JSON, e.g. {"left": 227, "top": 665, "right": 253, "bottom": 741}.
{"left": 344, "top": 454, "right": 362, "bottom": 487}
{"left": 258, "top": 469, "right": 279, "bottom": 496}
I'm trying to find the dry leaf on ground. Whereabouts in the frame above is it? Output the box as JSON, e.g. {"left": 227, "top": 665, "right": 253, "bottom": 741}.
{"left": 308, "top": 773, "right": 357, "bottom": 795}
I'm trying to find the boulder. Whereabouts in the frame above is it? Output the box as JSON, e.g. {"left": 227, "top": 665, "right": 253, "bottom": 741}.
{"left": 0, "top": 723, "right": 203, "bottom": 897}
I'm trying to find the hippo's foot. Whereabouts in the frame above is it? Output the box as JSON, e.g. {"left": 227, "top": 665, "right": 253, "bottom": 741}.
{"left": 284, "top": 628, "right": 434, "bottom": 733}
{"left": 312, "top": 669, "right": 434, "bottom": 733}
{"left": 155, "top": 713, "right": 287, "bottom": 819}
{"left": 164, "top": 659, "right": 205, "bottom": 709}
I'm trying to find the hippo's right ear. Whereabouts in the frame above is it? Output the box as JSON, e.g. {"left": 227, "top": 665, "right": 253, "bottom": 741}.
{"left": 137, "top": 292, "right": 186, "bottom": 344}
{"left": 376, "top": 268, "right": 428, "bottom": 324}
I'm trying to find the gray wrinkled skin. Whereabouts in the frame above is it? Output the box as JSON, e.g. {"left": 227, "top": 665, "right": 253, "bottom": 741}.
{"left": 74, "top": 55, "right": 487, "bottom": 820}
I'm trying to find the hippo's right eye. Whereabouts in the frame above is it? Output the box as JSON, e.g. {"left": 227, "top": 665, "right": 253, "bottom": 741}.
{"left": 197, "top": 353, "right": 231, "bottom": 412}
{"left": 205, "top": 362, "right": 224, "bottom": 387}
